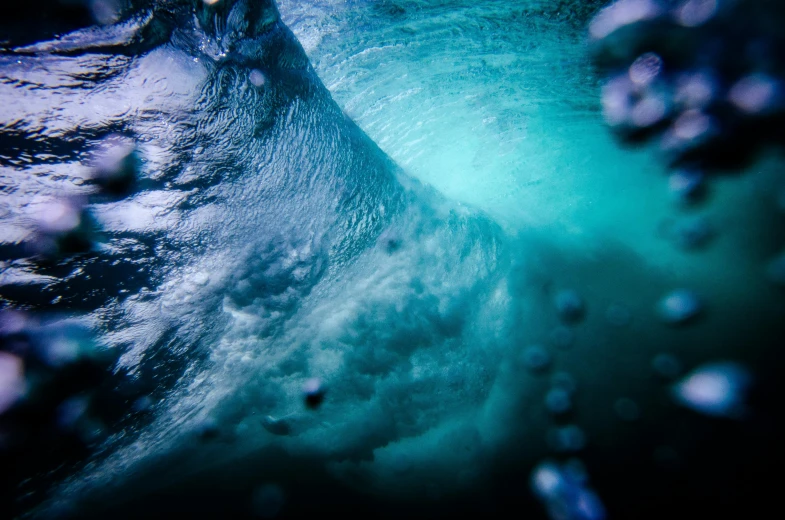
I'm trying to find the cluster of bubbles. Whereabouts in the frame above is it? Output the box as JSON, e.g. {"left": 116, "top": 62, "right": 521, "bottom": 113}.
{"left": 589, "top": 0, "right": 785, "bottom": 171}
{"left": 590, "top": 0, "right": 785, "bottom": 286}
{"left": 522, "top": 275, "right": 752, "bottom": 517}
{"left": 0, "top": 312, "right": 119, "bottom": 440}
{"left": 22, "top": 134, "right": 139, "bottom": 260}
{"left": 0, "top": 311, "right": 123, "bottom": 507}
{"left": 1, "top": 135, "right": 141, "bottom": 507}
{"left": 530, "top": 460, "right": 606, "bottom": 520}
{"left": 520, "top": 290, "right": 603, "bottom": 518}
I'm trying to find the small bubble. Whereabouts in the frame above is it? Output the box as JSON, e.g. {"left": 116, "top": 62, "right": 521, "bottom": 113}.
{"left": 34, "top": 199, "right": 82, "bottom": 234}
{"left": 249, "top": 69, "right": 267, "bottom": 87}
{"left": 303, "top": 378, "right": 326, "bottom": 409}
{"left": 545, "top": 388, "right": 573, "bottom": 415}
{"left": 89, "top": 0, "right": 121, "bottom": 25}
{"left": 657, "top": 289, "right": 702, "bottom": 325}
{"left": 630, "top": 93, "right": 668, "bottom": 128}
{"left": 729, "top": 74, "right": 780, "bottom": 115}
{"left": 554, "top": 289, "right": 586, "bottom": 323}
{"left": 672, "top": 361, "right": 751, "bottom": 418}
{"left": 0, "top": 352, "right": 25, "bottom": 415}
{"left": 674, "top": 71, "right": 716, "bottom": 109}
{"left": 589, "top": 0, "right": 665, "bottom": 40}
{"left": 521, "top": 345, "right": 552, "bottom": 372}
{"left": 629, "top": 52, "right": 663, "bottom": 86}
{"left": 674, "top": 0, "right": 718, "bottom": 27}
{"left": 672, "top": 109, "right": 713, "bottom": 141}
{"left": 40, "top": 337, "right": 81, "bottom": 367}
{"left": 601, "top": 75, "right": 635, "bottom": 127}
{"left": 530, "top": 461, "right": 566, "bottom": 499}
{"left": 90, "top": 134, "right": 139, "bottom": 196}
{"left": 670, "top": 215, "right": 714, "bottom": 250}
{"left": 195, "top": 418, "right": 221, "bottom": 441}
{"left": 547, "top": 425, "right": 586, "bottom": 453}
{"left": 668, "top": 169, "right": 705, "bottom": 205}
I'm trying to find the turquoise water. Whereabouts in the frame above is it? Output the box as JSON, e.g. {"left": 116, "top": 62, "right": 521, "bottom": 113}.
{"left": 1, "top": 1, "right": 784, "bottom": 518}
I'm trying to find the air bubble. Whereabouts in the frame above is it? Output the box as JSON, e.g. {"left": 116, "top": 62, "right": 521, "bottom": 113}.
{"left": 521, "top": 345, "right": 552, "bottom": 372}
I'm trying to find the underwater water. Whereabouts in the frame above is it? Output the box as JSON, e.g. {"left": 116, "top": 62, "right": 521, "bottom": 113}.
{"left": 1, "top": 0, "right": 785, "bottom": 518}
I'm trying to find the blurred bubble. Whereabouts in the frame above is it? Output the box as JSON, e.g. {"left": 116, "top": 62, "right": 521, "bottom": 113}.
{"left": 28, "top": 197, "right": 94, "bottom": 257}
{"left": 40, "top": 336, "right": 81, "bottom": 368}
{"left": 547, "top": 424, "right": 587, "bottom": 453}
{"left": 574, "top": 488, "right": 607, "bottom": 520}
{"left": 657, "top": 289, "right": 702, "bottom": 324}
{"left": 0, "top": 352, "right": 25, "bottom": 415}
{"left": 531, "top": 461, "right": 565, "bottom": 500}
{"left": 629, "top": 53, "right": 663, "bottom": 86}
{"left": 668, "top": 169, "right": 706, "bottom": 205}
{"left": 521, "top": 344, "right": 552, "bottom": 372}
{"left": 672, "top": 109, "right": 714, "bottom": 142}
{"left": 33, "top": 199, "right": 81, "bottom": 234}
{"left": 89, "top": 0, "right": 121, "bottom": 25}
{"left": 670, "top": 215, "right": 714, "bottom": 250}
{"left": 729, "top": 73, "right": 780, "bottom": 115}
{"left": 303, "top": 377, "right": 326, "bottom": 409}
{"left": 249, "top": 69, "right": 267, "bottom": 87}
{"left": 672, "top": 361, "right": 752, "bottom": 418}
{"left": 674, "top": 0, "right": 718, "bottom": 27}
{"left": 631, "top": 92, "right": 669, "bottom": 128}
{"left": 0, "top": 310, "right": 28, "bottom": 337}
{"left": 589, "top": 0, "right": 665, "bottom": 40}
{"left": 660, "top": 111, "right": 718, "bottom": 158}
{"left": 545, "top": 388, "right": 573, "bottom": 415}
{"left": 90, "top": 135, "right": 140, "bottom": 197}
{"left": 674, "top": 71, "right": 717, "bottom": 109}
{"left": 601, "top": 75, "right": 635, "bottom": 127}
{"left": 30, "top": 320, "right": 102, "bottom": 368}
{"left": 530, "top": 460, "right": 606, "bottom": 520}
{"left": 195, "top": 418, "right": 221, "bottom": 441}
{"left": 251, "top": 483, "right": 285, "bottom": 518}
{"left": 554, "top": 289, "right": 586, "bottom": 323}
